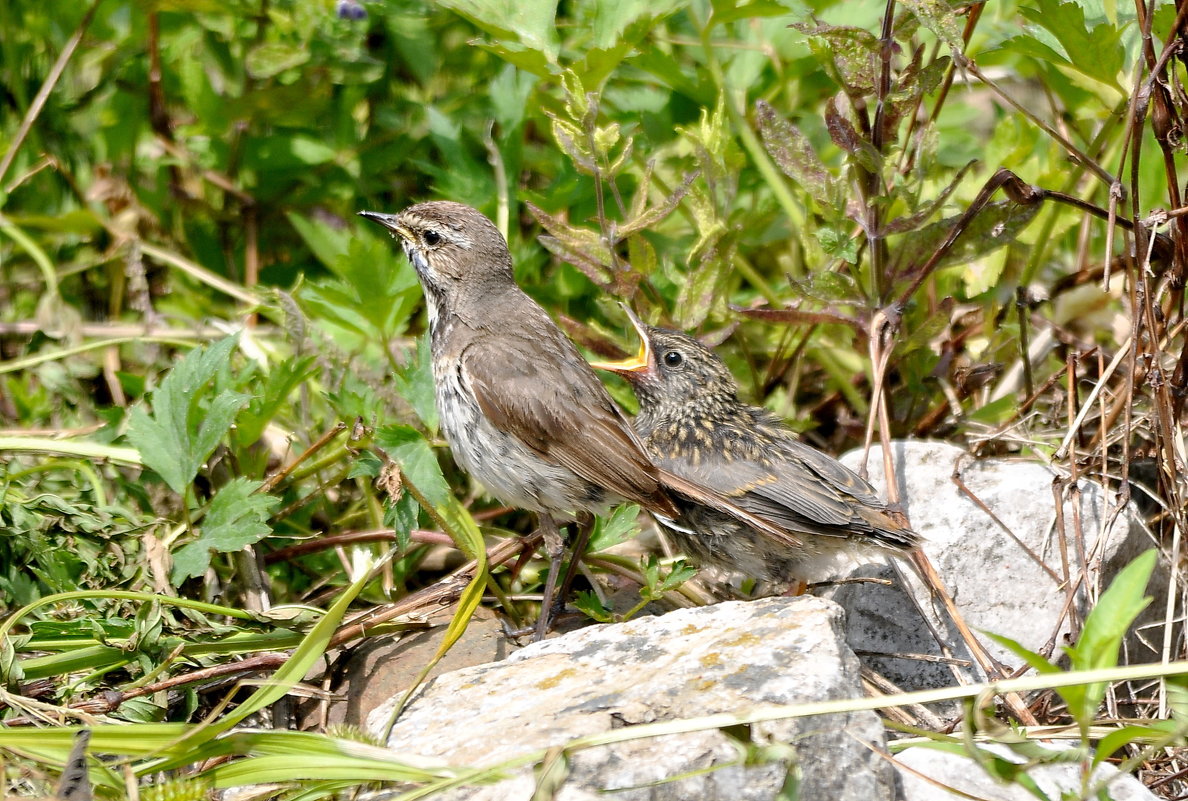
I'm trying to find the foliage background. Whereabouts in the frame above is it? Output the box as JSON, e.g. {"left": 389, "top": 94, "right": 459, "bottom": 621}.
{"left": 1, "top": 0, "right": 1187, "bottom": 797}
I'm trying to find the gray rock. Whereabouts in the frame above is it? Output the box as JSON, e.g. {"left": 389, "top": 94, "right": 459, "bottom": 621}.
{"left": 367, "top": 596, "right": 896, "bottom": 801}
{"left": 896, "top": 742, "right": 1159, "bottom": 800}
{"left": 829, "top": 440, "right": 1159, "bottom": 692}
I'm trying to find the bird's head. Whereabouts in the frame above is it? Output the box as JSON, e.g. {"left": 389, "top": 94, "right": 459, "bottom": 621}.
{"left": 358, "top": 202, "right": 514, "bottom": 302}
{"left": 591, "top": 307, "right": 740, "bottom": 411}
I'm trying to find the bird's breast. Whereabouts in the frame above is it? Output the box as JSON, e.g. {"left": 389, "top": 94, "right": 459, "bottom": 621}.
{"left": 431, "top": 356, "right": 615, "bottom": 517}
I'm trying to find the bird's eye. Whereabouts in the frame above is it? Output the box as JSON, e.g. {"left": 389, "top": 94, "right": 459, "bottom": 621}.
{"left": 423, "top": 229, "right": 442, "bottom": 246}
{"left": 662, "top": 351, "right": 683, "bottom": 368}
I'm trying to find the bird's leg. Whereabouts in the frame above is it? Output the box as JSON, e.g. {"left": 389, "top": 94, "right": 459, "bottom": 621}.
{"left": 553, "top": 511, "right": 595, "bottom": 621}
{"left": 534, "top": 513, "right": 566, "bottom": 641}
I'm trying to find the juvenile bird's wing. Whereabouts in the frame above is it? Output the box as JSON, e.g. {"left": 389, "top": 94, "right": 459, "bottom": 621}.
{"left": 650, "top": 427, "right": 915, "bottom": 548}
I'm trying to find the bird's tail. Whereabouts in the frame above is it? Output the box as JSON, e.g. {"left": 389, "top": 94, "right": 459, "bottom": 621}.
{"left": 856, "top": 506, "right": 923, "bottom": 553}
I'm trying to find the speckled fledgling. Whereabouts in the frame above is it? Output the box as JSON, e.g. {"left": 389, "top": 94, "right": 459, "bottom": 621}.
{"left": 593, "top": 308, "right": 921, "bottom": 590}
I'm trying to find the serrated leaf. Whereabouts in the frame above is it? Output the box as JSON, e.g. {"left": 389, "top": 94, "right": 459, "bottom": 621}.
{"left": 755, "top": 100, "right": 839, "bottom": 210}
{"left": 588, "top": 0, "right": 682, "bottom": 49}
{"left": 384, "top": 490, "right": 420, "bottom": 555}
{"left": 374, "top": 426, "right": 455, "bottom": 525}
{"left": 815, "top": 226, "right": 860, "bottom": 263}
{"left": 824, "top": 97, "right": 881, "bottom": 173}
{"left": 898, "top": 0, "right": 963, "bottom": 49}
{"left": 126, "top": 336, "right": 249, "bottom": 495}
{"left": 234, "top": 355, "right": 318, "bottom": 449}
{"left": 171, "top": 478, "right": 280, "bottom": 582}
{"left": 588, "top": 504, "right": 641, "bottom": 551}
{"left": 572, "top": 590, "right": 614, "bottom": 622}
{"left": 393, "top": 334, "right": 439, "bottom": 432}
{"left": 574, "top": 0, "right": 682, "bottom": 86}
{"left": 437, "top": 0, "right": 560, "bottom": 65}
{"left": 297, "top": 236, "right": 422, "bottom": 341}
{"left": 791, "top": 23, "right": 880, "bottom": 95}
{"left": 1018, "top": 0, "right": 1126, "bottom": 88}
{"left": 288, "top": 211, "right": 353, "bottom": 271}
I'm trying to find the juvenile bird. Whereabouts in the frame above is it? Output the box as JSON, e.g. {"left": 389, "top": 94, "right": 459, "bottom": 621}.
{"left": 359, "top": 202, "right": 797, "bottom": 632}
{"left": 592, "top": 309, "right": 920, "bottom": 590}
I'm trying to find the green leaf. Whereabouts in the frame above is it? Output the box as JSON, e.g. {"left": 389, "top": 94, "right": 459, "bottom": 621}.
{"left": 297, "top": 234, "right": 422, "bottom": 342}
{"left": 1062, "top": 549, "right": 1156, "bottom": 728}
{"left": 1016, "top": 0, "right": 1126, "bottom": 88}
{"left": 792, "top": 23, "right": 880, "bottom": 96}
{"left": 384, "top": 490, "right": 421, "bottom": 555}
{"left": 375, "top": 425, "right": 454, "bottom": 515}
{"left": 126, "top": 336, "right": 248, "bottom": 495}
{"left": 898, "top": 0, "right": 964, "bottom": 49}
{"left": 983, "top": 632, "right": 1061, "bottom": 675}
{"left": 754, "top": 100, "right": 839, "bottom": 210}
{"left": 288, "top": 212, "right": 352, "bottom": 271}
{"left": 816, "top": 227, "right": 860, "bottom": 263}
{"left": 572, "top": 590, "right": 614, "bottom": 623}
{"left": 245, "top": 42, "right": 311, "bottom": 80}
{"left": 655, "top": 560, "right": 696, "bottom": 593}
{"left": 709, "top": 0, "right": 795, "bottom": 29}
{"left": 1094, "top": 721, "right": 1178, "bottom": 765}
{"left": 234, "top": 355, "right": 318, "bottom": 449}
{"left": 392, "top": 334, "right": 439, "bottom": 432}
{"left": 436, "top": 0, "right": 561, "bottom": 66}
{"left": 171, "top": 478, "right": 281, "bottom": 582}
{"left": 588, "top": 504, "right": 642, "bottom": 552}
{"left": 1066, "top": 549, "right": 1156, "bottom": 672}
{"left": 588, "top": 0, "right": 683, "bottom": 51}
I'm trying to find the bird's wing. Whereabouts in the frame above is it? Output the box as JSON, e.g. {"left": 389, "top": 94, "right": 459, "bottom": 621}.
{"left": 460, "top": 326, "right": 678, "bottom": 517}
{"left": 651, "top": 439, "right": 885, "bottom": 538}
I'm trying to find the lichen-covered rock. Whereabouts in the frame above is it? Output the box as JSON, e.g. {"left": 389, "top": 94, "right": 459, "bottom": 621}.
{"left": 367, "top": 596, "right": 895, "bottom": 801}
{"left": 830, "top": 440, "right": 1158, "bottom": 692}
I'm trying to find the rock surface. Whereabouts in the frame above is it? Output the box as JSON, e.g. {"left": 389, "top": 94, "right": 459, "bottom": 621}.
{"left": 367, "top": 596, "right": 895, "bottom": 801}
{"left": 828, "top": 440, "right": 1159, "bottom": 692}
{"left": 895, "top": 742, "right": 1160, "bottom": 800}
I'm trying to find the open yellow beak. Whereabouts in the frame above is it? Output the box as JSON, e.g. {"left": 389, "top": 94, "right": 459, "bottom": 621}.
{"left": 589, "top": 305, "right": 653, "bottom": 375}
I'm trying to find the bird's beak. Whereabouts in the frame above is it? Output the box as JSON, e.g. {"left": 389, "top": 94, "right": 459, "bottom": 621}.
{"left": 590, "top": 305, "right": 654, "bottom": 377}
{"left": 358, "top": 210, "right": 414, "bottom": 243}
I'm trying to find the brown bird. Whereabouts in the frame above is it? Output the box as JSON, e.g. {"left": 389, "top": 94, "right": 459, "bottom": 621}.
{"left": 358, "top": 202, "right": 795, "bottom": 633}
{"left": 592, "top": 308, "right": 920, "bottom": 591}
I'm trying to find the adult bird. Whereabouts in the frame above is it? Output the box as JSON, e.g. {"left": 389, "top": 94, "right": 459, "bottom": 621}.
{"left": 591, "top": 307, "right": 920, "bottom": 591}
{"left": 359, "top": 202, "right": 795, "bottom": 634}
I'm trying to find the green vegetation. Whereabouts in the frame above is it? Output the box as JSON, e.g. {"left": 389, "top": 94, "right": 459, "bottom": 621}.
{"left": 1, "top": 0, "right": 1186, "bottom": 797}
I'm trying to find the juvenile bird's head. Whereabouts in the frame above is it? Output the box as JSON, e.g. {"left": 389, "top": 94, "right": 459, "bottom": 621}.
{"left": 591, "top": 308, "right": 741, "bottom": 416}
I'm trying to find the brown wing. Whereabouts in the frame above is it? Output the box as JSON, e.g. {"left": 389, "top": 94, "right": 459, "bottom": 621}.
{"left": 651, "top": 437, "right": 917, "bottom": 550}
{"left": 460, "top": 322, "right": 678, "bottom": 517}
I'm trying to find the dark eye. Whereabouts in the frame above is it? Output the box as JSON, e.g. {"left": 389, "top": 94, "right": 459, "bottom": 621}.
{"left": 662, "top": 351, "right": 683, "bottom": 368}
{"left": 423, "top": 229, "right": 442, "bottom": 246}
